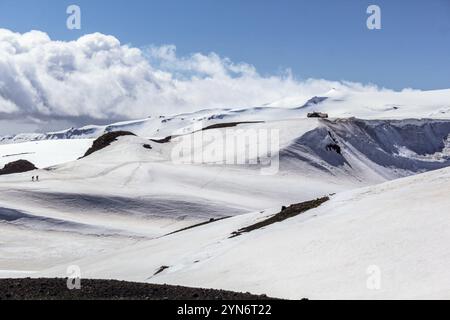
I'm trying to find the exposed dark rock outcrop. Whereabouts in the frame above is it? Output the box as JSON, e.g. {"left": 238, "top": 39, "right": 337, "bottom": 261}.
{"left": 151, "top": 136, "right": 172, "bottom": 144}
{"left": 83, "top": 131, "right": 135, "bottom": 158}
{"left": 150, "top": 121, "right": 264, "bottom": 144}
{"left": 280, "top": 119, "right": 450, "bottom": 174}
{"left": 143, "top": 144, "right": 153, "bottom": 150}
{"left": 167, "top": 217, "right": 230, "bottom": 236}
{"left": 307, "top": 112, "right": 329, "bottom": 118}
{"left": 0, "top": 160, "right": 37, "bottom": 176}
{"left": 231, "top": 197, "right": 330, "bottom": 238}
{"left": 326, "top": 143, "right": 342, "bottom": 155}
{"left": 0, "top": 278, "right": 275, "bottom": 300}
{"left": 153, "top": 266, "right": 170, "bottom": 276}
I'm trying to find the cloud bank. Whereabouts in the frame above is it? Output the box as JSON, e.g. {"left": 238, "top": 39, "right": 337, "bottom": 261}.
{"left": 0, "top": 28, "right": 385, "bottom": 133}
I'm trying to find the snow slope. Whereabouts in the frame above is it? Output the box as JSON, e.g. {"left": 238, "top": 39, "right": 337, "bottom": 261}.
{"left": 2, "top": 117, "right": 450, "bottom": 181}
{"left": 0, "top": 139, "right": 93, "bottom": 168}
{"left": 268, "top": 88, "right": 450, "bottom": 119}
{"left": 1, "top": 116, "right": 450, "bottom": 278}
{"left": 1, "top": 89, "right": 450, "bottom": 298}
{"left": 0, "top": 131, "right": 350, "bottom": 275}
{"left": 39, "top": 166, "right": 450, "bottom": 299}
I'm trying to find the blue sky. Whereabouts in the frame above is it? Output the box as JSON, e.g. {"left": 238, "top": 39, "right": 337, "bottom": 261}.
{"left": 0, "top": 0, "right": 449, "bottom": 90}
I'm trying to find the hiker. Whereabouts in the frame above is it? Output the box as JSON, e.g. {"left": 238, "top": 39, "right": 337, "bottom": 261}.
{"left": 32, "top": 176, "right": 35, "bottom": 182}
{"left": 36, "top": 175, "right": 39, "bottom": 182}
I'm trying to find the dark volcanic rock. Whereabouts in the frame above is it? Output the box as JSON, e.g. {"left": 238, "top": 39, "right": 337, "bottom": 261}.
{"left": 326, "top": 143, "right": 342, "bottom": 155}
{"left": 0, "top": 160, "right": 37, "bottom": 175}
{"left": 0, "top": 278, "right": 275, "bottom": 300}
{"left": 231, "top": 197, "right": 330, "bottom": 238}
{"left": 83, "top": 131, "right": 135, "bottom": 158}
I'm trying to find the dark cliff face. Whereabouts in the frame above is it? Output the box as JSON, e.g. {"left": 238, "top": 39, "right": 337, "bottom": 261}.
{"left": 280, "top": 119, "right": 450, "bottom": 175}
{"left": 333, "top": 119, "right": 450, "bottom": 172}
{"left": 0, "top": 159, "right": 37, "bottom": 175}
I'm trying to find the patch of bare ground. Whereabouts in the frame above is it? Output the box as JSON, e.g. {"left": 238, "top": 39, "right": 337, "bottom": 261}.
{"left": 230, "top": 197, "right": 330, "bottom": 238}
{"left": 0, "top": 159, "right": 37, "bottom": 175}
{"left": 0, "top": 278, "right": 275, "bottom": 300}
{"left": 166, "top": 217, "right": 231, "bottom": 236}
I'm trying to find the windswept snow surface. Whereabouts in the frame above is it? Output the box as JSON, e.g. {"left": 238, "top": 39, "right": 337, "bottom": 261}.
{"left": 0, "top": 132, "right": 351, "bottom": 275}
{"left": 1, "top": 118, "right": 450, "bottom": 281}
{"left": 1, "top": 91, "right": 450, "bottom": 298}
{"left": 39, "top": 166, "right": 450, "bottom": 299}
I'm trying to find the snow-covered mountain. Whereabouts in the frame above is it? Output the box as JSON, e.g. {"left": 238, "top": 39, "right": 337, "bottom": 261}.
{"left": 2, "top": 117, "right": 450, "bottom": 182}
{"left": 1, "top": 88, "right": 450, "bottom": 144}
{"left": 1, "top": 88, "right": 450, "bottom": 299}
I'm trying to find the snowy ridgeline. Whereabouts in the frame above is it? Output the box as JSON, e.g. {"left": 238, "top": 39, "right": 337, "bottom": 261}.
{"left": 1, "top": 88, "right": 450, "bottom": 144}
{"left": 1, "top": 117, "right": 450, "bottom": 181}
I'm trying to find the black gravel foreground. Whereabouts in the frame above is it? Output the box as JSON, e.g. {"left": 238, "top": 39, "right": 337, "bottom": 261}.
{"left": 0, "top": 278, "right": 274, "bottom": 300}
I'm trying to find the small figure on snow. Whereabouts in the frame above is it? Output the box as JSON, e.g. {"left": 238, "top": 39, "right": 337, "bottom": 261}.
{"left": 36, "top": 175, "right": 39, "bottom": 182}
{"left": 32, "top": 176, "right": 35, "bottom": 182}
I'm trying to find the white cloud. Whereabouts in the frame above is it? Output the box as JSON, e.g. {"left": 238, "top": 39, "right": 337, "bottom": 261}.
{"left": 0, "top": 28, "right": 388, "bottom": 133}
